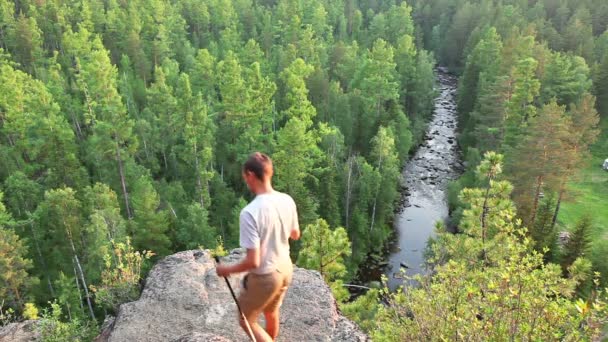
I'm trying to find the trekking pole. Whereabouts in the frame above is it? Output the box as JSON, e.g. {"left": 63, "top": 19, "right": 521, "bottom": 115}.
{"left": 213, "top": 256, "right": 257, "bottom": 342}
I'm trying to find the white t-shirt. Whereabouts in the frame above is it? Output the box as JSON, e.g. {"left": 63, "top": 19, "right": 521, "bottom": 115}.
{"left": 239, "top": 191, "right": 298, "bottom": 274}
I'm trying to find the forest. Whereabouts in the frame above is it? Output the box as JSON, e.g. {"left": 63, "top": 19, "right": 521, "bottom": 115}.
{"left": 0, "top": 0, "right": 607, "bottom": 340}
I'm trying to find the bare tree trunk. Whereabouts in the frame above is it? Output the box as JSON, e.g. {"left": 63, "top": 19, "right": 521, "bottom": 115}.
{"left": 115, "top": 143, "right": 132, "bottom": 219}
{"left": 67, "top": 232, "right": 95, "bottom": 320}
{"left": 370, "top": 153, "right": 384, "bottom": 233}
{"left": 194, "top": 144, "right": 205, "bottom": 208}
{"left": 72, "top": 262, "right": 84, "bottom": 314}
{"left": 6, "top": 134, "right": 15, "bottom": 147}
{"left": 318, "top": 224, "right": 324, "bottom": 277}
{"left": 168, "top": 203, "right": 178, "bottom": 219}
{"left": 345, "top": 157, "right": 354, "bottom": 230}
{"left": 142, "top": 137, "right": 150, "bottom": 161}
{"left": 550, "top": 184, "right": 565, "bottom": 230}
{"left": 529, "top": 175, "right": 543, "bottom": 225}
{"left": 70, "top": 111, "right": 84, "bottom": 140}
{"left": 369, "top": 200, "right": 377, "bottom": 233}
{"left": 162, "top": 151, "right": 168, "bottom": 173}
{"left": 81, "top": 79, "right": 95, "bottom": 126}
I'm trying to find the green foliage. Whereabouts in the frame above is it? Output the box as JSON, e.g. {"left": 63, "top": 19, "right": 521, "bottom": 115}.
{"left": 297, "top": 218, "right": 351, "bottom": 280}
{"left": 177, "top": 203, "right": 216, "bottom": 250}
{"left": 22, "top": 303, "right": 38, "bottom": 320}
{"left": 210, "top": 236, "right": 228, "bottom": 258}
{"left": 91, "top": 238, "right": 152, "bottom": 313}
{"left": 273, "top": 116, "right": 321, "bottom": 226}
{"left": 10, "top": 0, "right": 607, "bottom": 334}
{"left": 37, "top": 302, "right": 97, "bottom": 342}
{"left": 540, "top": 53, "right": 592, "bottom": 106}
{"left": 366, "top": 153, "right": 608, "bottom": 340}
{"left": 0, "top": 196, "right": 39, "bottom": 310}
{"left": 0, "top": 303, "right": 16, "bottom": 326}
{"left": 562, "top": 216, "right": 593, "bottom": 272}
{"left": 458, "top": 27, "right": 502, "bottom": 117}
{"left": 297, "top": 218, "right": 351, "bottom": 301}
{"left": 412, "top": 1, "right": 607, "bottom": 289}
{"left": 52, "top": 272, "right": 82, "bottom": 321}
{"left": 507, "top": 101, "right": 569, "bottom": 226}
{"left": 503, "top": 57, "right": 541, "bottom": 150}
{"left": 340, "top": 288, "right": 381, "bottom": 331}
{"left": 130, "top": 176, "right": 171, "bottom": 257}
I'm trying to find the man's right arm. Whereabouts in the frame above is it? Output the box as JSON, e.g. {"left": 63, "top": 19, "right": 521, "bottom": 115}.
{"left": 289, "top": 197, "right": 300, "bottom": 240}
{"left": 290, "top": 227, "right": 300, "bottom": 240}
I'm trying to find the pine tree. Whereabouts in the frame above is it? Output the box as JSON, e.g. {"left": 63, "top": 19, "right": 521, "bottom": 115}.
{"left": 141, "top": 65, "right": 179, "bottom": 175}
{"left": 470, "top": 76, "right": 512, "bottom": 151}
{"left": 274, "top": 58, "right": 321, "bottom": 226}
{"left": 561, "top": 216, "right": 593, "bottom": 272}
{"left": 540, "top": 53, "right": 592, "bottom": 106}
{"left": 54, "top": 272, "right": 84, "bottom": 321}
{"left": 65, "top": 30, "right": 139, "bottom": 219}
{"left": 6, "top": 14, "right": 44, "bottom": 74}
{"left": 503, "top": 57, "right": 541, "bottom": 151}
{"left": 175, "top": 73, "right": 216, "bottom": 209}
{"left": 83, "top": 183, "right": 127, "bottom": 243}
{"left": 550, "top": 94, "right": 600, "bottom": 228}
{"left": 351, "top": 39, "right": 399, "bottom": 151}
{"left": 189, "top": 49, "right": 217, "bottom": 102}
{"left": 594, "top": 55, "right": 608, "bottom": 117}
{"left": 130, "top": 176, "right": 171, "bottom": 257}
{"left": 530, "top": 193, "right": 559, "bottom": 262}
{"left": 297, "top": 218, "right": 351, "bottom": 300}
{"left": 177, "top": 202, "right": 217, "bottom": 250}
{"left": 315, "top": 124, "right": 346, "bottom": 228}
{"left": 458, "top": 27, "right": 502, "bottom": 118}
{"left": 0, "top": 193, "right": 38, "bottom": 310}
{"left": 368, "top": 126, "right": 399, "bottom": 237}
{"left": 274, "top": 118, "right": 321, "bottom": 226}
{"left": 385, "top": 2, "right": 414, "bottom": 45}
{"left": 280, "top": 58, "right": 316, "bottom": 123}
{"left": 508, "top": 101, "right": 569, "bottom": 228}
{"left": 394, "top": 34, "right": 417, "bottom": 110}
{"left": 34, "top": 188, "right": 95, "bottom": 319}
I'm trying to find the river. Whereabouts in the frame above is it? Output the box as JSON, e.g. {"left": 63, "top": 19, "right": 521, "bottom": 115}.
{"left": 351, "top": 68, "right": 463, "bottom": 293}
{"left": 383, "top": 68, "right": 463, "bottom": 291}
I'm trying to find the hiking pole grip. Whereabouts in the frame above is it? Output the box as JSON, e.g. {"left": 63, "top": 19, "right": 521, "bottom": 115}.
{"left": 213, "top": 255, "right": 257, "bottom": 342}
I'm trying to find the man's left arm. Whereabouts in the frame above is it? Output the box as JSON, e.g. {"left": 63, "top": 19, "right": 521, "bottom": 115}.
{"left": 216, "top": 210, "right": 260, "bottom": 277}
{"left": 216, "top": 248, "right": 259, "bottom": 277}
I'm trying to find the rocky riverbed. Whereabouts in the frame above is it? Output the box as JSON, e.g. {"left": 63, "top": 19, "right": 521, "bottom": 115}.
{"left": 383, "top": 67, "right": 463, "bottom": 290}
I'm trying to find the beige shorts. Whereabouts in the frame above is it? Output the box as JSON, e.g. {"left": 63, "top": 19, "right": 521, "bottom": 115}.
{"left": 238, "top": 266, "right": 293, "bottom": 321}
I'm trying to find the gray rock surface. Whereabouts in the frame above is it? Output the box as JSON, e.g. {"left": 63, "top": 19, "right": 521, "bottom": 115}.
{"left": 0, "top": 320, "right": 40, "bottom": 342}
{"left": 96, "top": 249, "right": 368, "bottom": 342}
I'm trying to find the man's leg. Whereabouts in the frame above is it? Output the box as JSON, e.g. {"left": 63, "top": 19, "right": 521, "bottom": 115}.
{"left": 263, "top": 310, "right": 280, "bottom": 340}
{"left": 238, "top": 273, "right": 281, "bottom": 342}
{"left": 239, "top": 315, "right": 272, "bottom": 342}
{"left": 262, "top": 270, "right": 291, "bottom": 341}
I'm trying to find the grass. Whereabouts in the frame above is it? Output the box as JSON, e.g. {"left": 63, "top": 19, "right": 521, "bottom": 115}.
{"left": 557, "top": 118, "right": 608, "bottom": 238}
{"left": 557, "top": 118, "right": 608, "bottom": 284}
{"left": 557, "top": 158, "right": 608, "bottom": 238}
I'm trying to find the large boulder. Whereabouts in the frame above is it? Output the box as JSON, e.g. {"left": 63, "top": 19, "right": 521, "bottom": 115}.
{"left": 0, "top": 320, "right": 40, "bottom": 342}
{"left": 97, "top": 249, "right": 368, "bottom": 342}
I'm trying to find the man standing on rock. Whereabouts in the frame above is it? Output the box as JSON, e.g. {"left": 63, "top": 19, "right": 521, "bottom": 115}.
{"left": 216, "top": 152, "right": 300, "bottom": 342}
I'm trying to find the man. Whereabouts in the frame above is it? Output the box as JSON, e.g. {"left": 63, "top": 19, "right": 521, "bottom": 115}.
{"left": 216, "top": 152, "right": 300, "bottom": 342}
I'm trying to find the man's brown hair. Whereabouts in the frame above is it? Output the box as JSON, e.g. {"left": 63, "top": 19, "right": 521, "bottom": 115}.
{"left": 243, "top": 152, "right": 273, "bottom": 181}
